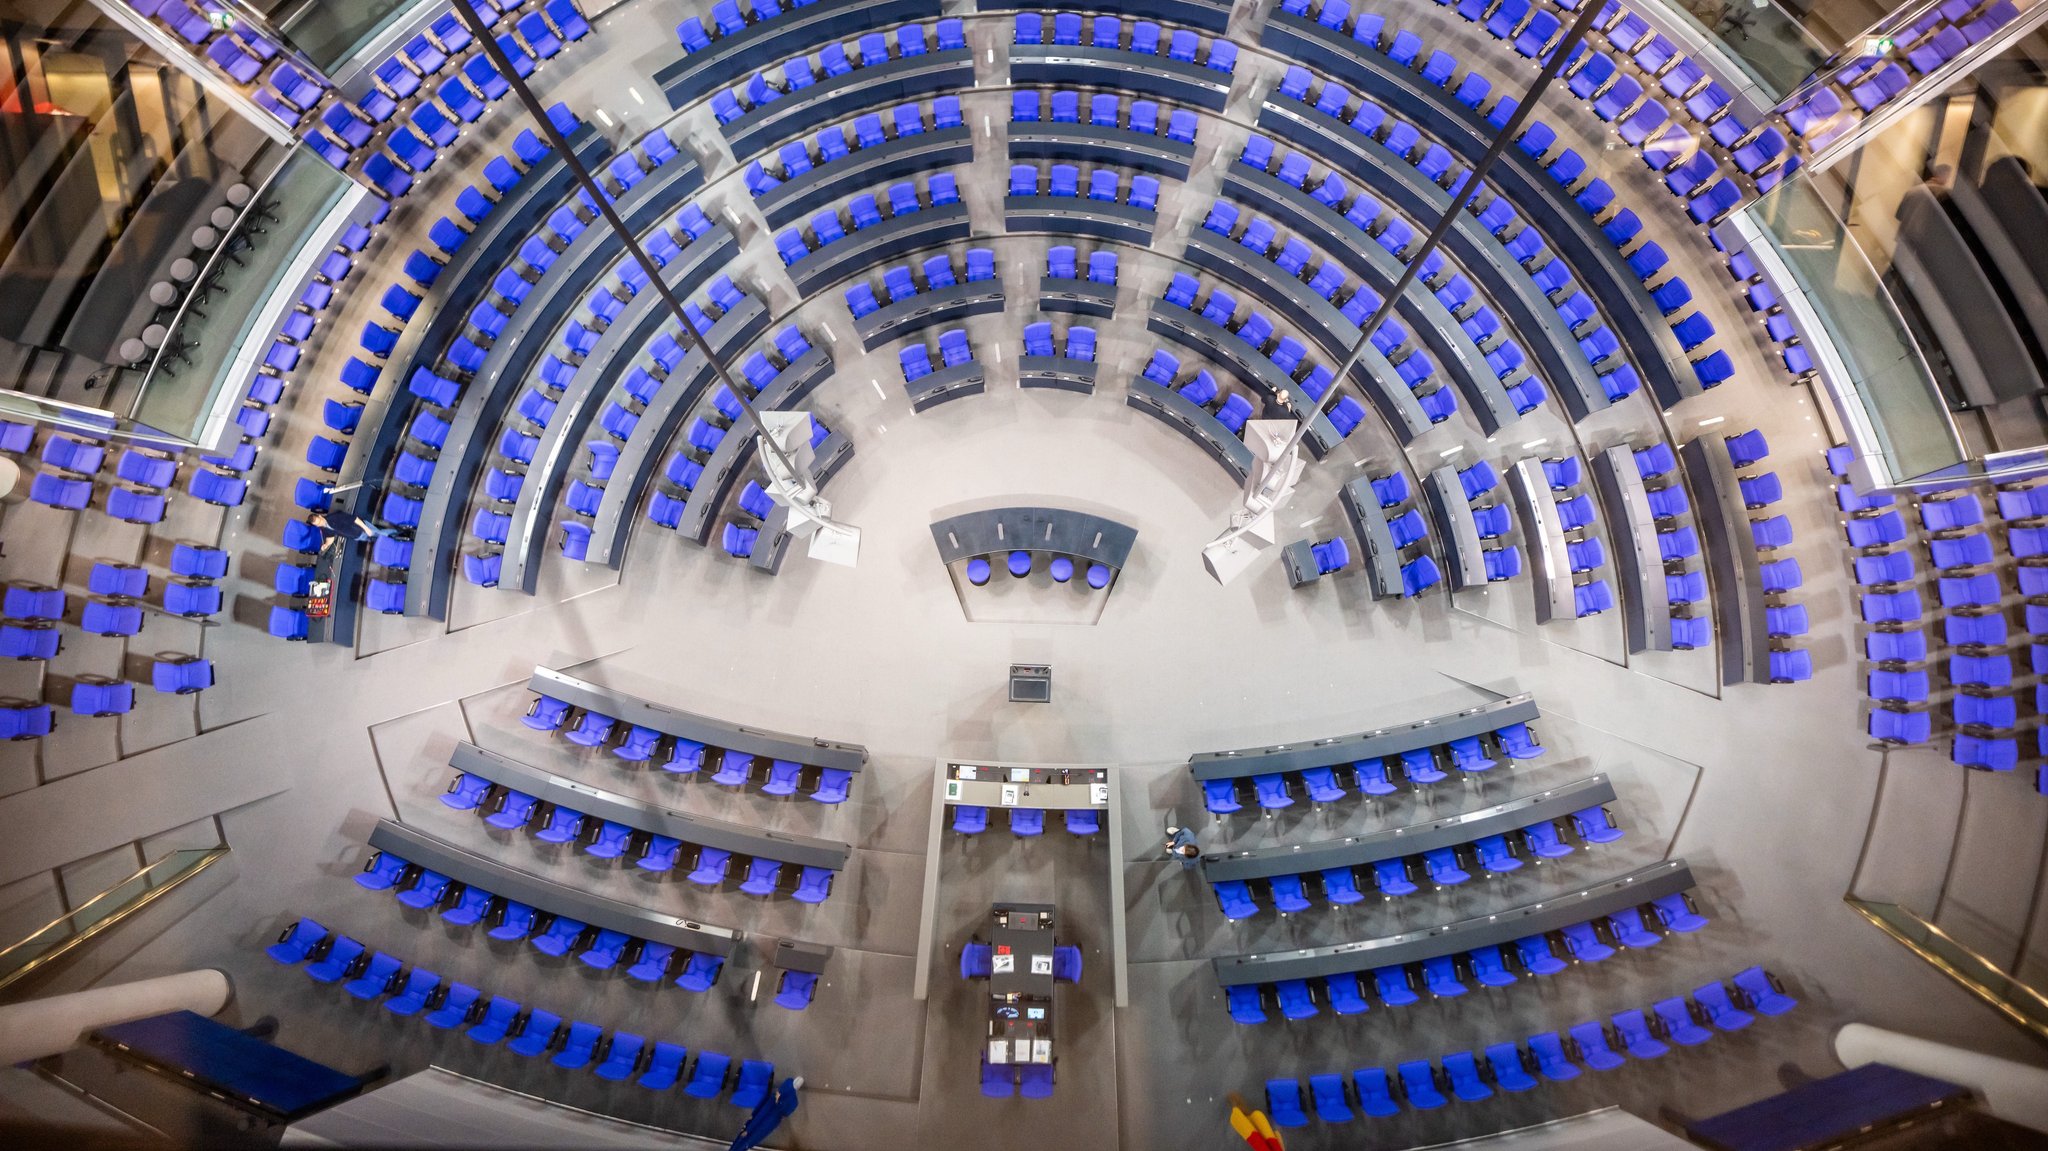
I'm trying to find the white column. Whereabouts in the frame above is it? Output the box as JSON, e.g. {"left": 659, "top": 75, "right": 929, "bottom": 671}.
{"left": 1835, "top": 1022, "right": 2048, "bottom": 1134}
{"left": 0, "top": 969, "right": 232, "bottom": 1064}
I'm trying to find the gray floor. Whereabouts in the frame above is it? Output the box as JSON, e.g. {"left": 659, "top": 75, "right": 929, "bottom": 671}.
{"left": 4, "top": 1, "right": 2047, "bottom": 1149}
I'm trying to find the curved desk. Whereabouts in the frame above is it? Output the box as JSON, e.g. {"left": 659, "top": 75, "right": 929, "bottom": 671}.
{"left": 368, "top": 818, "right": 743, "bottom": 956}
{"left": 1017, "top": 354, "right": 1097, "bottom": 393}
{"left": 789, "top": 205, "right": 971, "bottom": 295}
{"left": 1507, "top": 456, "right": 1580, "bottom": 625}
{"left": 1591, "top": 444, "right": 1676, "bottom": 653}
{"left": 1338, "top": 474, "right": 1408, "bottom": 599}
{"left": 720, "top": 52, "right": 974, "bottom": 161}
{"left": 654, "top": 0, "right": 942, "bottom": 108}
{"left": 904, "top": 360, "right": 986, "bottom": 411}
{"left": 1040, "top": 273, "right": 1116, "bottom": 318}
{"left": 1004, "top": 196, "right": 1156, "bottom": 246}
{"left": 855, "top": 277, "right": 1005, "bottom": 351}
{"left": 1188, "top": 694, "right": 1540, "bottom": 781}
{"left": 1125, "top": 374, "right": 1254, "bottom": 481}
{"left": 1421, "top": 465, "right": 1488, "bottom": 592}
{"left": 1007, "top": 123, "right": 1197, "bottom": 181}
{"left": 450, "top": 741, "right": 852, "bottom": 871}
{"left": 1682, "top": 434, "right": 1768, "bottom": 684}
{"left": 759, "top": 128, "right": 973, "bottom": 230}
{"left": 983, "top": 0, "right": 1230, "bottom": 33}
{"left": 1008, "top": 45, "right": 1232, "bottom": 110}
{"left": 1145, "top": 300, "right": 1343, "bottom": 458}
{"left": 1200, "top": 775, "right": 1616, "bottom": 882}
{"left": 929, "top": 506, "right": 1138, "bottom": 571}
{"left": 530, "top": 666, "right": 867, "bottom": 772}
{"left": 1211, "top": 859, "right": 1695, "bottom": 986}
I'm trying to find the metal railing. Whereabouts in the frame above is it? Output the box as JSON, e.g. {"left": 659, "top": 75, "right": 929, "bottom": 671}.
{"left": 0, "top": 848, "right": 228, "bottom": 996}
{"left": 1847, "top": 898, "right": 2048, "bottom": 1041}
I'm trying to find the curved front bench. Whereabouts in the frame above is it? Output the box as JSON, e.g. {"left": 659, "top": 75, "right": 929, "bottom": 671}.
{"left": 758, "top": 127, "right": 973, "bottom": 229}
{"left": 530, "top": 666, "right": 867, "bottom": 773}
{"left": 855, "top": 277, "right": 1005, "bottom": 351}
{"left": 1007, "top": 122, "right": 1198, "bottom": 181}
{"left": 720, "top": 52, "right": 974, "bottom": 160}
{"left": 1125, "top": 374, "right": 1255, "bottom": 481}
{"left": 929, "top": 506, "right": 1138, "bottom": 571}
{"left": 1190, "top": 694, "right": 1540, "bottom": 781}
{"left": 1003, "top": 196, "right": 1156, "bottom": 245}
{"left": 1009, "top": 45, "right": 1231, "bottom": 110}
{"left": 789, "top": 205, "right": 971, "bottom": 294}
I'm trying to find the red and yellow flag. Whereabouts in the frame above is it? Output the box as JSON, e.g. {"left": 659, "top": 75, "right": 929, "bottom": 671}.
{"left": 1228, "top": 1094, "right": 1285, "bottom": 1151}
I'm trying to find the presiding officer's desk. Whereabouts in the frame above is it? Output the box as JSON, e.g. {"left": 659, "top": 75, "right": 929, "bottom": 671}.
{"left": 985, "top": 902, "right": 1058, "bottom": 1066}
{"left": 946, "top": 762, "right": 1111, "bottom": 810}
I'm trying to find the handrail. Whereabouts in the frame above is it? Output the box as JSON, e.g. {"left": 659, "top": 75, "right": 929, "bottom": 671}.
{"left": 1846, "top": 899, "right": 2048, "bottom": 1041}
{"left": 0, "top": 848, "right": 228, "bottom": 995}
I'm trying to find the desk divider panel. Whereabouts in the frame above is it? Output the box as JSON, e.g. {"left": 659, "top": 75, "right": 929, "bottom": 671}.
{"left": 450, "top": 741, "right": 852, "bottom": 870}
{"left": 1187, "top": 694, "right": 1541, "bottom": 781}
{"left": 1211, "top": 858, "right": 1695, "bottom": 985}
{"left": 527, "top": 666, "right": 867, "bottom": 773}
{"left": 1201, "top": 774, "right": 1616, "bottom": 882}
{"left": 368, "top": 818, "right": 744, "bottom": 956}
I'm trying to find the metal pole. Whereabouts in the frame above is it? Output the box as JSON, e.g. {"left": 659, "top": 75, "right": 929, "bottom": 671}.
{"left": 450, "top": 0, "right": 812, "bottom": 488}
{"left": 1259, "top": 0, "right": 1608, "bottom": 486}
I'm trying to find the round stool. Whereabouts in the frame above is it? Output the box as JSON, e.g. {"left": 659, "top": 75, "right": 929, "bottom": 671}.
{"left": 1086, "top": 563, "right": 1111, "bottom": 590}
{"left": 169, "top": 257, "right": 197, "bottom": 282}
{"left": 965, "top": 557, "right": 991, "bottom": 586}
{"left": 119, "top": 338, "right": 149, "bottom": 363}
{"left": 210, "top": 205, "right": 239, "bottom": 231}
{"left": 1049, "top": 556, "right": 1074, "bottom": 583}
{"left": 149, "top": 282, "right": 178, "bottom": 307}
{"left": 226, "top": 183, "right": 252, "bottom": 206}
{"left": 191, "top": 226, "right": 219, "bottom": 251}
{"left": 141, "top": 324, "right": 169, "bottom": 349}
{"left": 1008, "top": 550, "right": 1032, "bottom": 578}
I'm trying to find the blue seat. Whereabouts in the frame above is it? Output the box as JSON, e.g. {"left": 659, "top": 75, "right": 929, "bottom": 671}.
{"left": 1265, "top": 1080, "right": 1309, "bottom": 1128}
{"left": 1202, "top": 779, "right": 1241, "bottom": 813}
{"left": 1569, "top": 1021, "right": 1626, "bottom": 1070}
{"left": 1226, "top": 984, "right": 1266, "bottom": 1024}
{"left": 1010, "top": 807, "right": 1044, "bottom": 836}
{"left": 1214, "top": 880, "right": 1258, "bottom": 920}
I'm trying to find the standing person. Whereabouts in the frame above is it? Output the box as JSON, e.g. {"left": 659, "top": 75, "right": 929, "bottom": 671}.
{"left": 730, "top": 1075, "right": 802, "bottom": 1151}
{"left": 1164, "top": 825, "right": 1200, "bottom": 869}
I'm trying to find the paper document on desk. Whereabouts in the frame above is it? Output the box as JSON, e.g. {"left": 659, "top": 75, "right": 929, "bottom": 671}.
{"left": 988, "top": 1040, "right": 1007, "bottom": 1063}
{"left": 1013, "top": 1039, "right": 1030, "bottom": 1064}
{"left": 1032, "top": 1039, "right": 1051, "bottom": 1064}
{"left": 993, "top": 953, "right": 1014, "bottom": 974}
{"left": 1030, "top": 954, "right": 1053, "bottom": 976}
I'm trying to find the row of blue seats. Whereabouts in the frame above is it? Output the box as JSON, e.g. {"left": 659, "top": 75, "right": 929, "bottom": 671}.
{"left": 1045, "top": 246, "right": 1118, "bottom": 289}
{"left": 442, "top": 769, "right": 838, "bottom": 900}
{"left": 461, "top": 200, "right": 726, "bottom": 581}
{"left": 264, "top": 917, "right": 780, "bottom": 1094}
{"left": 1201, "top": 721, "right": 1544, "bottom": 814}
{"left": 556, "top": 287, "right": 767, "bottom": 559}
{"left": 357, "top": 17, "right": 547, "bottom": 198}
{"left": 1023, "top": 323, "right": 1097, "bottom": 362}
{"left": 1837, "top": 441, "right": 1921, "bottom": 752}
{"left": 1011, "top": 89, "right": 1198, "bottom": 144}
{"left": 1262, "top": 12, "right": 1739, "bottom": 392}
{"left": 1720, "top": 233, "right": 1819, "bottom": 379}
{"left": 1264, "top": 966, "right": 1795, "bottom": 1123}
{"left": 1196, "top": 199, "right": 1548, "bottom": 418}
{"left": 1227, "top": 889, "right": 1703, "bottom": 1025}
{"left": 675, "top": 0, "right": 825, "bottom": 53}
{"left": 963, "top": 553, "right": 1115, "bottom": 588}
{"left": 27, "top": 433, "right": 246, "bottom": 521}
{"left": 900, "top": 329, "right": 976, "bottom": 382}
{"left": 1210, "top": 803, "right": 1624, "bottom": 919}
{"left": 349, "top": 848, "right": 801, "bottom": 1002}
{"left": 1006, "top": 163, "right": 1161, "bottom": 210}
{"left": 846, "top": 248, "right": 997, "bottom": 318}
{"left": 711, "top": 20, "right": 967, "bottom": 124}
{"left": 1156, "top": 277, "right": 1371, "bottom": 439}
{"left": 1781, "top": 0, "right": 2014, "bottom": 150}
{"left": 746, "top": 97, "right": 965, "bottom": 199}
{"left": 523, "top": 691, "right": 852, "bottom": 802}
{"left": 951, "top": 804, "right": 1100, "bottom": 836}
{"left": 774, "top": 174, "right": 961, "bottom": 267}
{"left": 1013, "top": 12, "right": 1238, "bottom": 75}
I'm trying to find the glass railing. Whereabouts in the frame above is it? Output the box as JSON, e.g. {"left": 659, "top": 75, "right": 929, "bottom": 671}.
{"left": 1739, "top": 170, "right": 1966, "bottom": 486}
{"left": 1656, "top": 0, "right": 1833, "bottom": 106}
{"left": 1847, "top": 899, "right": 2048, "bottom": 1040}
{"left": 128, "top": 147, "right": 358, "bottom": 449}
{"left": 0, "top": 847, "right": 228, "bottom": 995}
